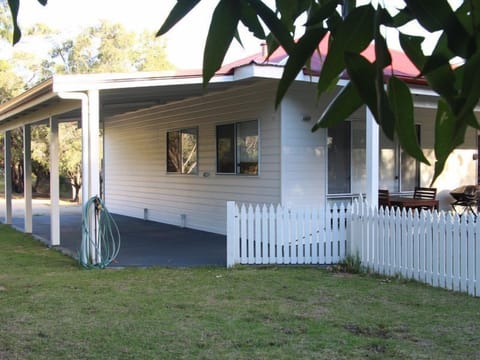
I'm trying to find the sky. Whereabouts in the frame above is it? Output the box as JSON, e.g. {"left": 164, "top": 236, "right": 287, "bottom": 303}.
{"left": 14, "top": 0, "right": 273, "bottom": 69}
{"left": 12, "top": 0, "right": 464, "bottom": 69}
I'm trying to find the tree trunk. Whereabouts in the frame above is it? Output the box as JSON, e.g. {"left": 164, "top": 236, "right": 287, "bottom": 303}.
{"left": 32, "top": 161, "right": 49, "bottom": 194}
{"left": 70, "top": 173, "right": 82, "bottom": 203}
{"left": 12, "top": 162, "right": 23, "bottom": 193}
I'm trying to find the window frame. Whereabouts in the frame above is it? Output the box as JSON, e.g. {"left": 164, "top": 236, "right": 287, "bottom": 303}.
{"left": 166, "top": 127, "right": 199, "bottom": 175}
{"left": 215, "top": 119, "right": 259, "bottom": 176}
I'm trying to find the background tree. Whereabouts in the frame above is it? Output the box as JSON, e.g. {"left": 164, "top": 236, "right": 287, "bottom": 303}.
{"left": 0, "top": 1, "right": 25, "bottom": 194}
{"left": 0, "top": 1, "right": 23, "bottom": 103}
{"left": 2, "top": 1, "right": 173, "bottom": 200}
{"left": 0, "top": 59, "right": 23, "bottom": 103}
{"left": 135, "top": 30, "right": 173, "bottom": 72}
{"left": 6, "top": 128, "right": 24, "bottom": 193}
{"left": 49, "top": 21, "right": 173, "bottom": 75}
{"left": 49, "top": 21, "right": 135, "bottom": 74}
{"left": 0, "top": 0, "right": 12, "bottom": 41}
{"left": 30, "top": 125, "right": 50, "bottom": 193}
{"left": 59, "top": 123, "right": 82, "bottom": 202}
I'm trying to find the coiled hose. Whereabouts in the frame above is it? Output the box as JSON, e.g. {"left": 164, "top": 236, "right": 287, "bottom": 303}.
{"left": 80, "top": 196, "right": 121, "bottom": 269}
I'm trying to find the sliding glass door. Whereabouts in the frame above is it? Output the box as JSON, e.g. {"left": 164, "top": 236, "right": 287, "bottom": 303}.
{"left": 379, "top": 125, "right": 421, "bottom": 193}
{"left": 327, "top": 120, "right": 366, "bottom": 199}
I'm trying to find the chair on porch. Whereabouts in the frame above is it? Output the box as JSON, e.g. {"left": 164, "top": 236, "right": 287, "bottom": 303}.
{"left": 450, "top": 185, "right": 479, "bottom": 216}
{"left": 413, "top": 186, "right": 437, "bottom": 200}
{"left": 378, "top": 189, "right": 391, "bottom": 208}
{"left": 413, "top": 186, "right": 437, "bottom": 210}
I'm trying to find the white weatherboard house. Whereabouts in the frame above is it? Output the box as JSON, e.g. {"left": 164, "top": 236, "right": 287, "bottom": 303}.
{"left": 0, "top": 43, "right": 478, "bottom": 247}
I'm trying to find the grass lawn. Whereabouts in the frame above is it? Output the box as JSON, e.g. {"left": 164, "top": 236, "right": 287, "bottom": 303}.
{"left": 0, "top": 225, "right": 479, "bottom": 359}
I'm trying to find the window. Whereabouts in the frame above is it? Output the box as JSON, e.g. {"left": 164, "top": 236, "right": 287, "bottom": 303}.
{"left": 327, "top": 119, "right": 366, "bottom": 197}
{"left": 216, "top": 120, "right": 258, "bottom": 175}
{"left": 328, "top": 121, "right": 351, "bottom": 194}
{"left": 166, "top": 128, "right": 198, "bottom": 174}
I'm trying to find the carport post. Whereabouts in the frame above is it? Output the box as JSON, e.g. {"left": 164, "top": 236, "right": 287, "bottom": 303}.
{"left": 3, "top": 130, "right": 12, "bottom": 224}
{"left": 88, "top": 89, "right": 101, "bottom": 263}
{"left": 49, "top": 117, "right": 60, "bottom": 246}
{"left": 88, "top": 89, "right": 100, "bottom": 200}
{"left": 23, "top": 124, "right": 33, "bottom": 233}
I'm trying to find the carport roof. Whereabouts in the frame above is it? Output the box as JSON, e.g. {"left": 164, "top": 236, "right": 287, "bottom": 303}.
{"left": 0, "top": 62, "right": 285, "bottom": 131}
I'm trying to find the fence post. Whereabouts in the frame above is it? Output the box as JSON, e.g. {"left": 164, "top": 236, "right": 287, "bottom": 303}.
{"left": 226, "top": 201, "right": 236, "bottom": 268}
{"left": 348, "top": 198, "right": 359, "bottom": 257}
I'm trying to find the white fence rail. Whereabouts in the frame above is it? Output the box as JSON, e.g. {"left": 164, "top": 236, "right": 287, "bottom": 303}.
{"left": 351, "top": 200, "right": 480, "bottom": 297}
{"left": 226, "top": 201, "right": 349, "bottom": 267}
{"left": 226, "top": 200, "right": 480, "bottom": 297}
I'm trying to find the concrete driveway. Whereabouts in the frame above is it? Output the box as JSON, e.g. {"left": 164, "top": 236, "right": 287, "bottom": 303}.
{"left": 0, "top": 198, "right": 226, "bottom": 267}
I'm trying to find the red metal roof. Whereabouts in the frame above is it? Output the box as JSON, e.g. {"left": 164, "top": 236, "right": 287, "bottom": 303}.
{"left": 218, "top": 35, "right": 424, "bottom": 84}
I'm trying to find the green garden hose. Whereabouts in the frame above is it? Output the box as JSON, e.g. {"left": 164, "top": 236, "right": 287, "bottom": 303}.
{"left": 80, "top": 196, "right": 121, "bottom": 269}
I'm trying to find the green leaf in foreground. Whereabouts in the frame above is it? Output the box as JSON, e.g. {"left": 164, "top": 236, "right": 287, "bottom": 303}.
{"left": 245, "top": 0, "right": 295, "bottom": 53}
{"left": 305, "top": 0, "right": 340, "bottom": 27}
{"left": 203, "top": 0, "right": 241, "bottom": 85}
{"left": 7, "top": 0, "right": 21, "bottom": 44}
{"left": 312, "top": 81, "right": 363, "bottom": 131}
{"left": 388, "top": 76, "right": 429, "bottom": 165}
{"left": 433, "top": 99, "right": 467, "bottom": 184}
{"left": 317, "top": 4, "right": 375, "bottom": 94}
{"left": 344, "top": 52, "right": 395, "bottom": 140}
{"left": 156, "top": 0, "right": 201, "bottom": 37}
{"left": 275, "top": 26, "right": 328, "bottom": 107}
{"left": 239, "top": 2, "right": 266, "bottom": 40}
{"left": 344, "top": 53, "right": 376, "bottom": 112}
{"left": 405, "top": 0, "right": 456, "bottom": 32}
{"left": 458, "top": 50, "right": 480, "bottom": 127}
{"left": 405, "top": 0, "right": 473, "bottom": 58}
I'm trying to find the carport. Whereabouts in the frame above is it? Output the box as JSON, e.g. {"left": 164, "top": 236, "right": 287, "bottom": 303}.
{"left": 2, "top": 200, "right": 226, "bottom": 267}
{"left": 0, "top": 70, "right": 239, "bottom": 266}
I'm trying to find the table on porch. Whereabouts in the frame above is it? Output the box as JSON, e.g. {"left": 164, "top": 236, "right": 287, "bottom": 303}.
{"left": 389, "top": 196, "right": 439, "bottom": 211}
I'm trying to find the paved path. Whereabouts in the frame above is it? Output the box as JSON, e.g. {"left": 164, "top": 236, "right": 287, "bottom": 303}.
{"left": 0, "top": 199, "right": 226, "bottom": 267}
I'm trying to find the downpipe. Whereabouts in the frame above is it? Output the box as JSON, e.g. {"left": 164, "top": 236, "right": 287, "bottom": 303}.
{"left": 57, "top": 91, "right": 91, "bottom": 264}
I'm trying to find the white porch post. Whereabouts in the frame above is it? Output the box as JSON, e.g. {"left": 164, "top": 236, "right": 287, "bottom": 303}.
{"left": 87, "top": 89, "right": 101, "bottom": 263}
{"left": 3, "top": 130, "right": 12, "bottom": 224}
{"left": 88, "top": 89, "right": 100, "bottom": 199}
{"left": 49, "top": 117, "right": 60, "bottom": 246}
{"left": 366, "top": 108, "right": 379, "bottom": 207}
{"left": 23, "top": 124, "right": 33, "bottom": 233}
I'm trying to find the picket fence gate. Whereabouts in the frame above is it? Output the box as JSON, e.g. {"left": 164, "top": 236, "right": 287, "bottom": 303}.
{"left": 226, "top": 199, "right": 480, "bottom": 297}
{"left": 226, "top": 201, "right": 349, "bottom": 267}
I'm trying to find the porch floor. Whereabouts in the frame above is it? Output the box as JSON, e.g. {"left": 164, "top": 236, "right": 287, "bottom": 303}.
{"left": 1, "top": 200, "right": 226, "bottom": 267}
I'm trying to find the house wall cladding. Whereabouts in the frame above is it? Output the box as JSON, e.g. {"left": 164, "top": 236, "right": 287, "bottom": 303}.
{"left": 280, "top": 82, "right": 330, "bottom": 208}
{"left": 103, "top": 81, "right": 282, "bottom": 235}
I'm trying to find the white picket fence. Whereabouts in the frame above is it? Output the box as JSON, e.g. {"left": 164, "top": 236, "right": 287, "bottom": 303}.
{"left": 226, "top": 199, "right": 480, "bottom": 297}
{"left": 351, "top": 200, "right": 480, "bottom": 297}
{"left": 226, "top": 201, "right": 349, "bottom": 267}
